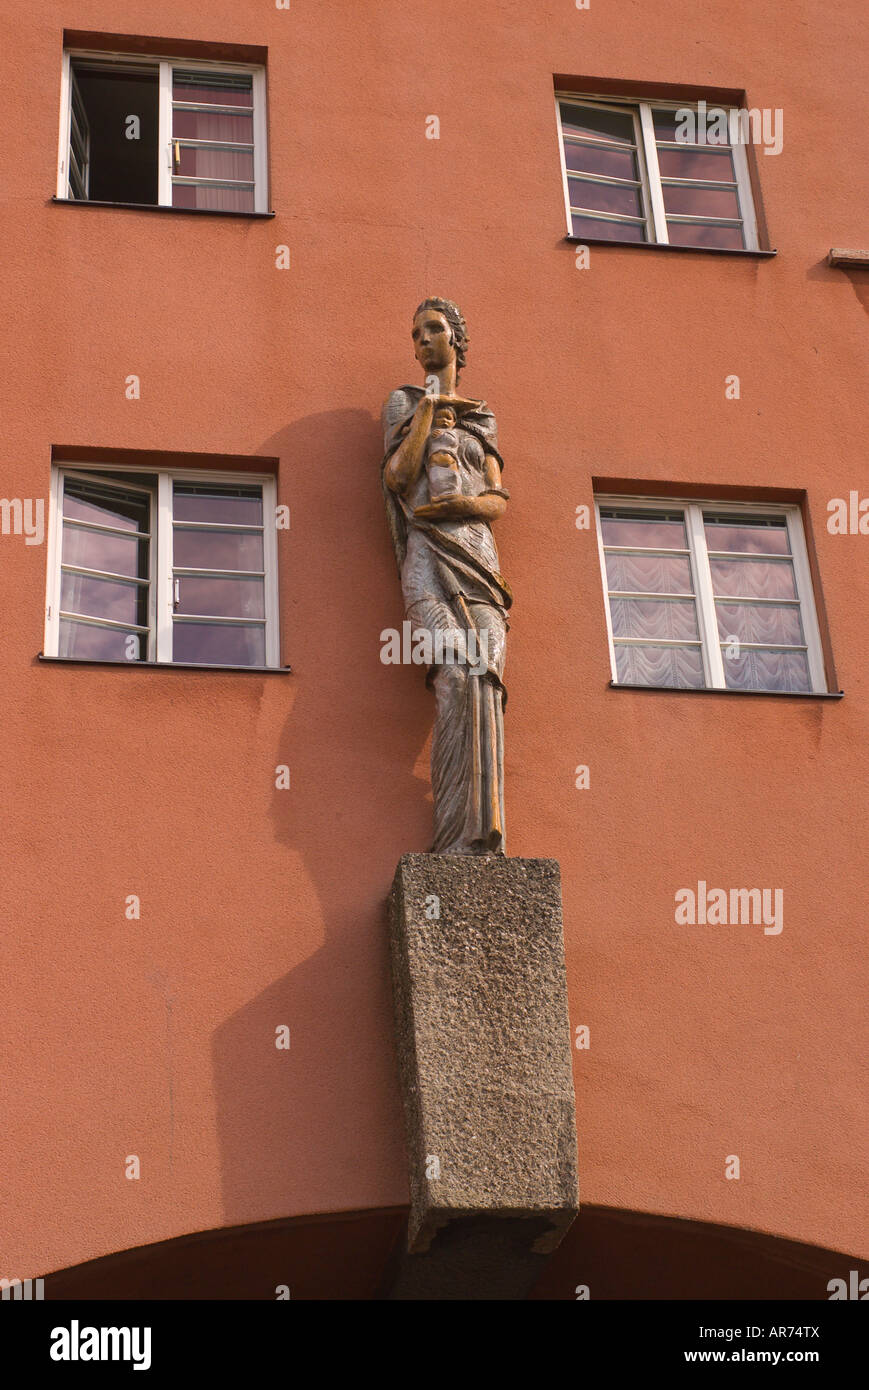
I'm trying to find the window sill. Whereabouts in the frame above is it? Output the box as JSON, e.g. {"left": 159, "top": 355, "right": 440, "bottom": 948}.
{"left": 609, "top": 681, "right": 842, "bottom": 699}
{"left": 565, "top": 235, "right": 776, "bottom": 259}
{"left": 51, "top": 197, "right": 275, "bottom": 220}
{"left": 39, "top": 654, "right": 292, "bottom": 673}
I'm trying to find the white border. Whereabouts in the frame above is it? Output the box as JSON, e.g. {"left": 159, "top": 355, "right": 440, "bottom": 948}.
{"left": 252, "top": 67, "right": 269, "bottom": 214}
{"left": 55, "top": 50, "right": 72, "bottom": 198}
{"left": 157, "top": 61, "right": 173, "bottom": 206}
{"left": 638, "top": 104, "right": 668, "bottom": 243}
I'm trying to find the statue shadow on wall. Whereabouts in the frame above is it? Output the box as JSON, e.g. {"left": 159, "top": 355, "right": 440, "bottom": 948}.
{"left": 213, "top": 407, "right": 434, "bottom": 1230}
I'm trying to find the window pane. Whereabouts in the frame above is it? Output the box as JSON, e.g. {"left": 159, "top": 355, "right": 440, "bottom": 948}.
{"left": 715, "top": 602, "right": 804, "bottom": 646}
{"left": 614, "top": 643, "right": 705, "bottom": 688}
{"left": 666, "top": 221, "right": 745, "bottom": 250}
{"left": 568, "top": 176, "right": 642, "bottom": 218}
{"left": 172, "top": 183, "right": 255, "bottom": 212}
{"left": 177, "top": 146, "right": 255, "bottom": 180}
{"left": 173, "top": 73, "right": 253, "bottom": 107}
{"left": 560, "top": 104, "right": 635, "bottom": 145}
{"left": 600, "top": 512, "right": 687, "bottom": 548}
{"left": 173, "top": 622, "right": 265, "bottom": 665}
{"left": 605, "top": 551, "right": 693, "bottom": 594}
{"left": 64, "top": 479, "right": 148, "bottom": 532}
{"left": 704, "top": 516, "right": 790, "bottom": 554}
{"left": 59, "top": 619, "right": 146, "bottom": 662}
{"left": 722, "top": 648, "right": 811, "bottom": 693}
{"left": 662, "top": 184, "right": 740, "bottom": 218}
{"left": 564, "top": 141, "right": 638, "bottom": 180}
{"left": 175, "top": 575, "right": 265, "bottom": 619}
{"left": 173, "top": 527, "right": 264, "bottom": 570}
{"left": 173, "top": 109, "right": 253, "bottom": 142}
{"left": 570, "top": 214, "right": 645, "bottom": 242}
{"left": 709, "top": 558, "right": 797, "bottom": 600}
{"left": 173, "top": 485, "right": 263, "bottom": 526}
{"left": 61, "top": 572, "right": 148, "bottom": 627}
{"left": 610, "top": 598, "right": 699, "bottom": 641}
{"left": 62, "top": 524, "right": 148, "bottom": 579}
{"left": 657, "top": 146, "right": 736, "bottom": 180}
{"left": 653, "top": 110, "right": 730, "bottom": 145}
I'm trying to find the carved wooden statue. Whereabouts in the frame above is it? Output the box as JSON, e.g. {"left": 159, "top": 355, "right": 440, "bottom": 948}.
{"left": 382, "top": 298, "right": 512, "bottom": 854}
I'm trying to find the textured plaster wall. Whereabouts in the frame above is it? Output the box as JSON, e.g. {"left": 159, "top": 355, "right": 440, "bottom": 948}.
{"left": 0, "top": 0, "right": 866, "bottom": 1276}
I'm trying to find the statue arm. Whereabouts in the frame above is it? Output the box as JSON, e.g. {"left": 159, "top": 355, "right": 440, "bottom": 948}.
{"left": 413, "top": 453, "right": 509, "bottom": 522}
{"left": 483, "top": 451, "right": 509, "bottom": 511}
{"left": 384, "top": 394, "right": 435, "bottom": 495}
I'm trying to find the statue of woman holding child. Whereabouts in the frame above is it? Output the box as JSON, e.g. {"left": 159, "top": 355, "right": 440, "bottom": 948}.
{"left": 382, "top": 298, "right": 512, "bottom": 855}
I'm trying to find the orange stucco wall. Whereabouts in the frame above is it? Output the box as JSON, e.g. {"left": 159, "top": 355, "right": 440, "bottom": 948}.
{"left": 1, "top": 0, "right": 866, "bottom": 1280}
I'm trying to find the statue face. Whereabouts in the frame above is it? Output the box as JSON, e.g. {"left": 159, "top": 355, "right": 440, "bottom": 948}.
{"left": 412, "top": 310, "right": 454, "bottom": 373}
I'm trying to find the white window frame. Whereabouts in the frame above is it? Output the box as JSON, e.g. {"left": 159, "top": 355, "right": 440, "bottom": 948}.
{"left": 57, "top": 49, "right": 269, "bottom": 213}
{"left": 555, "top": 93, "right": 759, "bottom": 251}
{"left": 593, "top": 494, "right": 827, "bottom": 692}
{"left": 45, "top": 462, "right": 280, "bottom": 667}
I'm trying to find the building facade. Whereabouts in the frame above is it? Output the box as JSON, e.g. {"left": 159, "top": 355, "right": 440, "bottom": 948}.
{"left": 1, "top": 0, "right": 867, "bottom": 1298}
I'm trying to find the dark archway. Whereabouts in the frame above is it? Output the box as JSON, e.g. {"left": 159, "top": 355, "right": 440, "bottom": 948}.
{"left": 43, "top": 1205, "right": 867, "bottom": 1301}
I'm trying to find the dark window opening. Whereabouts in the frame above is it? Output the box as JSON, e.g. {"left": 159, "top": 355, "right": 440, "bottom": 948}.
{"left": 70, "top": 63, "right": 159, "bottom": 205}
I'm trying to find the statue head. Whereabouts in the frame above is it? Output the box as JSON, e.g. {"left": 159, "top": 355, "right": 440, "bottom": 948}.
{"left": 412, "top": 297, "right": 468, "bottom": 381}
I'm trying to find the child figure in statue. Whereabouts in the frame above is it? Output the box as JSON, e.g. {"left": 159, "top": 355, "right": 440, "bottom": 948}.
{"left": 426, "top": 404, "right": 463, "bottom": 501}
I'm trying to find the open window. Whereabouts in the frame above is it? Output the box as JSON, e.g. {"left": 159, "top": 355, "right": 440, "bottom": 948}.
{"left": 66, "top": 61, "right": 159, "bottom": 204}
{"left": 58, "top": 50, "right": 268, "bottom": 212}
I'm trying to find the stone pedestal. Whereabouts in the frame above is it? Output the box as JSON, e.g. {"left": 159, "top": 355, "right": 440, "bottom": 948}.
{"left": 386, "top": 853, "right": 579, "bottom": 1299}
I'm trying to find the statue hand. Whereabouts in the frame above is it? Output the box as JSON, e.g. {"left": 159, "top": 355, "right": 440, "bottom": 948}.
{"left": 414, "top": 497, "right": 477, "bottom": 521}
{"left": 430, "top": 394, "right": 482, "bottom": 415}
{"left": 414, "top": 499, "right": 462, "bottom": 520}
{"left": 416, "top": 393, "right": 481, "bottom": 418}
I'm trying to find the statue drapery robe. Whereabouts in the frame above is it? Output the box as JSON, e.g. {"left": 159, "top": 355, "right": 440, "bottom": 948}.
{"left": 382, "top": 386, "right": 512, "bottom": 855}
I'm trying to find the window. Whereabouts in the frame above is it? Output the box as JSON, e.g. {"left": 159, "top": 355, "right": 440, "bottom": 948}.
{"left": 45, "top": 465, "right": 280, "bottom": 667}
{"left": 556, "top": 96, "right": 759, "bottom": 250}
{"left": 594, "top": 497, "right": 827, "bottom": 692}
{"left": 57, "top": 51, "right": 268, "bottom": 212}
